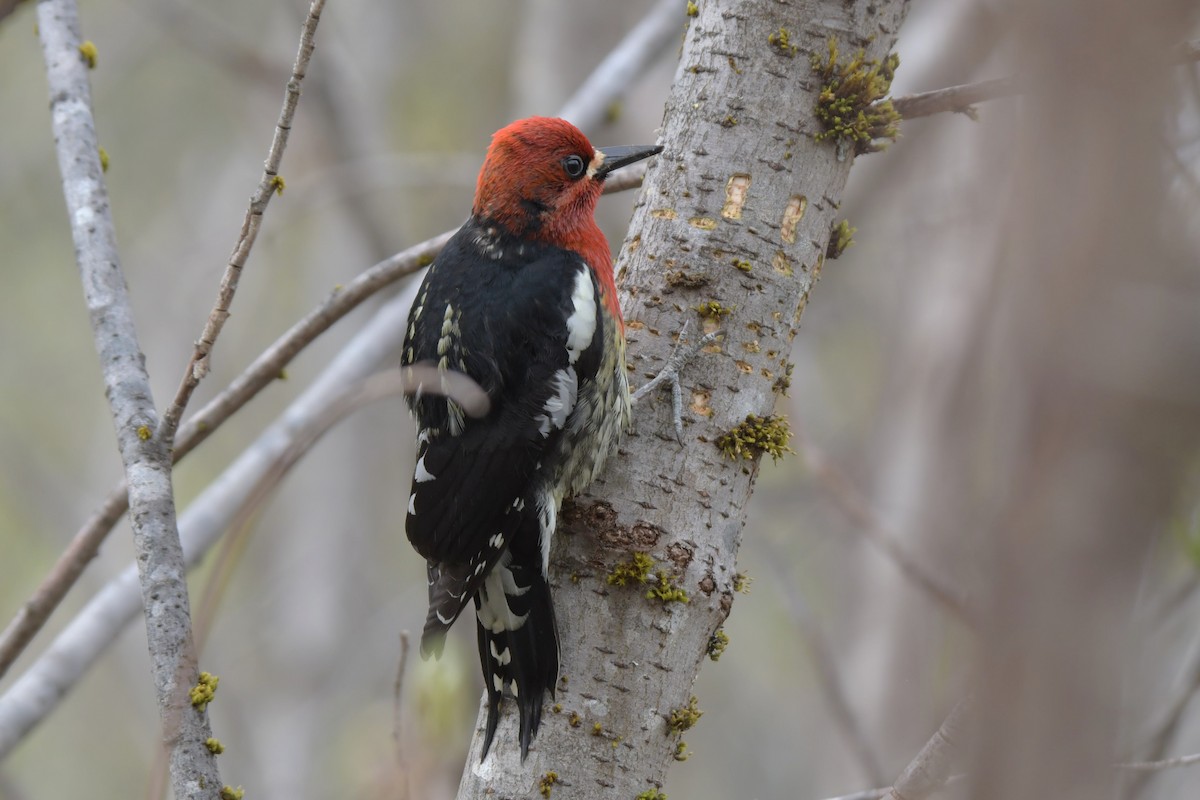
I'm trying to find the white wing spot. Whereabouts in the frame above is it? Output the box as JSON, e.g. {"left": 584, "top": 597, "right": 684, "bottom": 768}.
{"left": 414, "top": 455, "right": 435, "bottom": 483}
{"left": 489, "top": 641, "right": 512, "bottom": 665}
{"left": 509, "top": 680, "right": 519, "bottom": 698}
{"left": 493, "top": 674, "right": 504, "bottom": 692}
{"left": 565, "top": 269, "right": 597, "bottom": 365}
{"left": 535, "top": 368, "right": 578, "bottom": 437}
{"left": 489, "top": 532, "right": 504, "bottom": 549}
{"left": 407, "top": 493, "right": 416, "bottom": 516}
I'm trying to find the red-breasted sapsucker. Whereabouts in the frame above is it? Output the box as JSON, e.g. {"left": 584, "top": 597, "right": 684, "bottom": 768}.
{"left": 400, "top": 117, "right": 661, "bottom": 759}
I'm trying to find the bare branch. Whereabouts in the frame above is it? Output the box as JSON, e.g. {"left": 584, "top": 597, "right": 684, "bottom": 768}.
{"left": 888, "top": 696, "right": 972, "bottom": 800}
{"left": 35, "top": 0, "right": 221, "bottom": 794}
{"left": 156, "top": 0, "right": 327, "bottom": 445}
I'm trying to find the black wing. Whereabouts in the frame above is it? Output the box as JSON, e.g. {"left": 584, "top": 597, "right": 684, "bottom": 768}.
{"left": 401, "top": 223, "right": 603, "bottom": 641}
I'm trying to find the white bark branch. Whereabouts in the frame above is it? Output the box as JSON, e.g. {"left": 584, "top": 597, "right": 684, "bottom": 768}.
{"left": 34, "top": 0, "right": 220, "bottom": 796}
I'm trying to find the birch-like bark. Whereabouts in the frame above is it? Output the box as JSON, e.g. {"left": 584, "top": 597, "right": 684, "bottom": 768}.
{"left": 455, "top": 1, "right": 910, "bottom": 796}
{"left": 35, "top": 1, "right": 221, "bottom": 796}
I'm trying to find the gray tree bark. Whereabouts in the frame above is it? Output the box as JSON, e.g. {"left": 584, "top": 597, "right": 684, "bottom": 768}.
{"left": 455, "top": 1, "right": 910, "bottom": 797}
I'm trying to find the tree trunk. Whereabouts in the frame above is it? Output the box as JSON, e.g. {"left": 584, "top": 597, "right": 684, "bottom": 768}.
{"left": 455, "top": 1, "right": 910, "bottom": 797}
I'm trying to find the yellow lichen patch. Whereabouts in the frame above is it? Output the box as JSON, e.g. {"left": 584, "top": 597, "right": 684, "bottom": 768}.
{"left": 538, "top": 772, "right": 559, "bottom": 798}
{"left": 690, "top": 389, "right": 713, "bottom": 417}
{"left": 78, "top": 40, "right": 97, "bottom": 68}
{"left": 827, "top": 219, "right": 856, "bottom": 259}
{"left": 772, "top": 251, "right": 794, "bottom": 276}
{"left": 674, "top": 740, "right": 690, "bottom": 761}
{"left": 715, "top": 414, "right": 795, "bottom": 462}
{"left": 811, "top": 37, "right": 901, "bottom": 156}
{"left": 666, "top": 696, "right": 703, "bottom": 734}
{"left": 647, "top": 571, "right": 689, "bottom": 604}
{"left": 688, "top": 216, "right": 718, "bottom": 230}
{"left": 98, "top": 146, "right": 109, "bottom": 173}
{"left": 205, "top": 737, "right": 225, "bottom": 755}
{"left": 136, "top": 425, "right": 152, "bottom": 441}
{"left": 651, "top": 208, "right": 678, "bottom": 220}
{"left": 219, "top": 787, "right": 244, "bottom": 800}
{"left": 720, "top": 174, "right": 751, "bottom": 220}
{"left": 270, "top": 175, "right": 286, "bottom": 195}
{"left": 607, "top": 552, "right": 654, "bottom": 586}
{"left": 694, "top": 300, "right": 732, "bottom": 320}
{"left": 637, "top": 790, "right": 668, "bottom": 800}
{"left": 189, "top": 672, "right": 219, "bottom": 711}
{"left": 781, "top": 195, "right": 806, "bottom": 243}
{"left": 742, "top": 340, "right": 761, "bottom": 354}
{"left": 707, "top": 628, "right": 730, "bottom": 660}
{"left": 686, "top": 1, "right": 698, "bottom": 16}
{"left": 734, "top": 360, "right": 753, "bottom": 374}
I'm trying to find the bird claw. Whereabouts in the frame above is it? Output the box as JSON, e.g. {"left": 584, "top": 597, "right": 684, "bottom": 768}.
{"left": 632, "top": 322, "right": 719, "bottom": 444}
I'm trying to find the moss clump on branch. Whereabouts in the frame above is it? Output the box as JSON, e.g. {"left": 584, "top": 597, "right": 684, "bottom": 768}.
{"left": 78, "top": 40, "right": 97, "bottom": 69}
{"left": 827, "top": 219, "right": 856, "bottom": 259}
{"left": 189, "top": 671, "right": 219, "bottom": 711}
{"left": 706, "top": 627, "right": 730, "bottom": 661}
{"left": 716, "top": 414, "right": 795, "bottom": 462}
{"left": 607, "top": 551, "right": 655, "bottom": 586}
{"left": 666, "top": 695, "right": 703, "bottom": 734}
{"left": 767, "top": 27, "right": 798, "bottom": 57}
{"left": 811, "top": 37, "right": 901, "bottom": 157}
{"left": 695, "top": 300, "right": 733, "bottom": 320}
{"left": 732, "top": 571, "right": 753, "bottom": 594}
{"left": 647, "top": 571, "right": 689, "bottom": 605}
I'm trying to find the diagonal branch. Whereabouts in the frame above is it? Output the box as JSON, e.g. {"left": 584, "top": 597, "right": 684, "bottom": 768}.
{"left": 35, "top": 0, "right": 224, "bottom": 795}
{"left": 155, "top": 0, "right": 326, "bottom": 446}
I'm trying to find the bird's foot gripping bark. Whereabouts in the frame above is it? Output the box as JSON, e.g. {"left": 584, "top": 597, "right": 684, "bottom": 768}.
{"left": 632, "top": 323, "right": 719, "bottom": 443}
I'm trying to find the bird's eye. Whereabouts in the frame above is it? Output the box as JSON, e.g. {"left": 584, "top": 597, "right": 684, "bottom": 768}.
{"left": 562, "top": 155, "right": 586, "bottom": 179}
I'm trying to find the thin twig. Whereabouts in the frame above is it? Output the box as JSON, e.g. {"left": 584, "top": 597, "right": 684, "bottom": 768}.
{"left": 885, "top": 696, "right": 973, "bottom": 800}
{"left": 156, "top": 0, "right": 326, "bottom": 446}
{"left": 36, "top": 0, "right": 223, "bottom": 795}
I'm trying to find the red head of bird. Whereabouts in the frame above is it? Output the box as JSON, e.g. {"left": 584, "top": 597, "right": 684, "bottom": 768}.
{"left": 472, "top": 116, "right": 661, "bottom": 325}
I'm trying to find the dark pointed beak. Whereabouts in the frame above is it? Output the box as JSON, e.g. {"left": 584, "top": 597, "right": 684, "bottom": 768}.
{"left": 594, "top": 143, "right": 663, "bottom": 179}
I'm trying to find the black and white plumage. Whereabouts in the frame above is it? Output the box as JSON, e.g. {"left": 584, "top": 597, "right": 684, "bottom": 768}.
{"left": 401, "top": 218, "right": 629, "bottom": 759}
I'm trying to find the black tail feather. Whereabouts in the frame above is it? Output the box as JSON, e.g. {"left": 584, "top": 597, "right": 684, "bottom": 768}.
{"left": 474, "top": 553, "right": 559, "bottom": 761}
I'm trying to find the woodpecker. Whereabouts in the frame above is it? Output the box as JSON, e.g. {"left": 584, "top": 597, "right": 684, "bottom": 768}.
{"left": 400, "top": 117, "right": 661, "bottom": 759}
